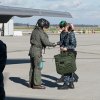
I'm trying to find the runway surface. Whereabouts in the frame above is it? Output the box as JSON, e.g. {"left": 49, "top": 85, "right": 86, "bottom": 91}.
{"left": 0, "top": 33, "right": 100, "bottom": 100}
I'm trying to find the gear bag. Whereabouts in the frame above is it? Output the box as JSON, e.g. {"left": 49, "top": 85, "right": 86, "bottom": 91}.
{"left": 54, "top": 51, "right": 77, "bottom": 75}
{"left": 39, "top": 59, "right": 45, "bottom": 70}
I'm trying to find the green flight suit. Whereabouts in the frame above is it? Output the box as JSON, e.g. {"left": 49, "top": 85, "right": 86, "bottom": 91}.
{"left": 29, "top": 26, "right": 54, "bottom": 86}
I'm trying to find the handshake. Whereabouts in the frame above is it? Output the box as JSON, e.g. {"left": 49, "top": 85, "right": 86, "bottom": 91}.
{"left": 52, "top": 42, "right": 59, "bottom": 47}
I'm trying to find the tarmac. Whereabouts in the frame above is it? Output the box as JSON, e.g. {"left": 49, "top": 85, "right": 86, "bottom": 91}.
{"left": 0, "top": 33, "right": 100, "bottom": 100}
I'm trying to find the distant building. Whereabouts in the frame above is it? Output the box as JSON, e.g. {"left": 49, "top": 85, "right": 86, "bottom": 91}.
{"left": 0, "top": 19, "right": 14, "bottom": 36}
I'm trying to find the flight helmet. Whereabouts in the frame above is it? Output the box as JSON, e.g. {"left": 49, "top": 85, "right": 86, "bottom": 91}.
{"left": 37, "top": 18, "right": 50, "bottom": 29}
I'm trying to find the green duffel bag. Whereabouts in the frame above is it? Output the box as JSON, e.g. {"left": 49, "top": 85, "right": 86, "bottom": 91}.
{"left": 54, "top": 51, "right": 77, "bottom": 75}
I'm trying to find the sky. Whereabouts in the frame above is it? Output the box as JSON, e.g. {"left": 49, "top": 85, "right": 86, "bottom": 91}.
{"left": 0, "top": 0, "right": 100, "bottom": 25}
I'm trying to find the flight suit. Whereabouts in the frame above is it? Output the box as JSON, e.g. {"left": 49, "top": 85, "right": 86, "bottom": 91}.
{"left": 29, "top": 26, "right": 55, "bottom": 86}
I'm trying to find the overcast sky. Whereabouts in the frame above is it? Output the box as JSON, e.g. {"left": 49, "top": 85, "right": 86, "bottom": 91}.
{"left": 0, "top": 0, "right": 100, "bottom": 25}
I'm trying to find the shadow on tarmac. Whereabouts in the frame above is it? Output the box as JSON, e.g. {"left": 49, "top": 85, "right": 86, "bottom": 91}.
{"left": 6, "top": 57, "right": 100, "bottom": 65}
{"left": 9, "top": 74, "right": 61, "bottom": 88}
{"left": 9, "top": 77, "right": 29, "bottom": 87}
{"left": 6, "top": 97, "right": 58, "bottom": 100}
{"left": 42, "top": 79, "right": 60, "bottom": 88}
{"left": 42, "top": 74, "right": 58, "bottom": 81}
{"left": 7, "top": 59, "right": 30, "bottom": 65}
{"left": 42, "top": 74, "right": 61, "bottom": 88}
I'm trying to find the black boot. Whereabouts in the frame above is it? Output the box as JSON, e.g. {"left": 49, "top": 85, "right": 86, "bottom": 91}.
{"left": 69, "top": 82, "right": 74, "bottom": 89}
{"left": 73, "top": 73, "right": 79, "bottom": 82}
{"left": 56, "top": 75, "right": 64, "bottom": 83}
{"left": 32, "top": 85, "right": 46, "bottom": 89}
{"left": 29, "top": 83, "right": 33, "bottom": 88}
{"left": 58, "top": 83, "right": 69, "bottom": 90}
